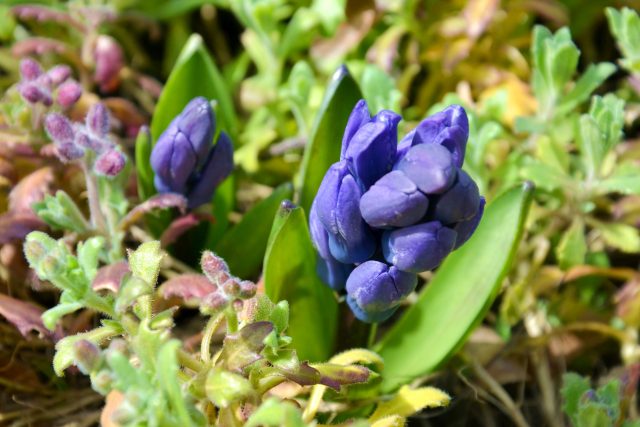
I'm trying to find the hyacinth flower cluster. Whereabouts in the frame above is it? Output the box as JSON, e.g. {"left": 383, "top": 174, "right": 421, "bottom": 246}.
{"left": 18, "top": 58, "right": 82, "bottom": 108}
{"left": 44, "top": 103, "right": 126, "bottom": 177}
{"left": 151, "top": 97, "right": 233, "bottom": 209}
{"left": 310, "top": 100, "right": 485, "bottom": 322}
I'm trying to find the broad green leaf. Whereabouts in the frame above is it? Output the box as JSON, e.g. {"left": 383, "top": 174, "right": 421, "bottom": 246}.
{"left": 561, "top": 372, "right": 591, "bottom": 426}
{"left": 369, "top": 385, "right": 450, "bottom": 422}
{"left": 596, "top": 222, "right": 640, "bottom": 253}
{"left": 263, "top": 201, "right": 337, "bottom": 361}
{"left": 297, "top": 65, "right": 362, "bottom": 213}
{"left": 577, "top": 115, "right": 604, "bottom": 178}
{"left": 548, "top": 41, "right": 579, "bottom": 92}
{"left": 556, "top": 219, "right": 587, "bottom": 270}
{"left": 376, "top": 183, "right": 534, "bottom": 392}
{"left": 151, "top": 33, "right": 237, "bottom": 141}
{"left": 596, "top": 163, "right": 640, "bottom": 195}
{"left": 206, "top": 367, "right": 255, "bottom": 408}
{"left": 127, "top": 241, "right": 163, "bottom": 287}
{"left": 216, "top": 183, "right": 293, "bottom": 279}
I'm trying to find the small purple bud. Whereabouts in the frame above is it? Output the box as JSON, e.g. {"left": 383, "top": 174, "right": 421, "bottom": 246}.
{"left": 44, "top": 113, "right": 75, "bottom": 144}
{"left": 432, "top": 169, "right": 481, "bottom": 224}
{"left": 47, "top": 64, "right": 72, "bottom": 85}
{"left": 56, "top": 79, "right": 82, "bottom": 108}
{"left": 86, "top": 103, "right": 110, "bottom": 136}
{"left": 341, "top": 99, "right": 371, "bottom": 158}
{"left": 20, "top": 58, "right": 43, "bottom": 80}
{"left": 345, "top": 260, "right": 417, "bottom": 323}
{"left": 314, "top": 161, "right": 376, "bottom": 264}
{"left": 309, "top": 200, "right": 353, "bottom": 290}
{"left": 94, "top": 35, "right": 124, "bottom": 92}
{"left": 94, "top": 149, "right": 125, "bottom": 177}
{"left": 395, "top": 143, "right": 456, "bottom": 194}
{"left": 396, "top": 129, "right": 415, "bottom": 162}
{"left": 343, "top": 110, "right": 400, "bottom": 189}
{"left": 73, "top": 340, "right": 101, "bottom": 374}
{"left": 412, "top": 105, "right": 469, "bottom": 167}
{"left": 202, "top": 291, "right": 229, "bottom": 312}
{"left": 238, "top": 280, "right": 257, "bottom": 299}
{"left": 186, "top": 132, "right": 233, "bottom": 208}
{"left": 56, "top": 142, "right": 85, "bottom": 162}
{"left": 222, "top": 278, "right": 241, "bottom": 297}
{"left": 382, "top": 221, "right": 457, "bottom": 273}
{"left": 360, "top": 170, "right": 429, "bottom": 228}
{"left": 201, "top": 251, "right": 230, "bottom": 285}
{"left": 19, "top": 83, "right": 44, "bottom": 104}
{"left": 74, "top": 130, "right": 105, "bottom": 152}
{"left": 452, "top": 197, "right": 485, "bottom": 249}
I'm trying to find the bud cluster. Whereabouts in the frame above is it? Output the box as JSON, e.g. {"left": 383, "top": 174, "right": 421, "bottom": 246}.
{"left": 18, "top": 58, "right": 82, "bottom": 108}
{"left": 200, "top": 251, "right": 257, "bottom": 314}
{"left": 44, "top": 103, "right": 125, "bottom": 176}
{"left": 151, "top": 97, "right": 234, "bottom": 209}
{"left": 310, "top": 100, "right": 484, "bottom": 322}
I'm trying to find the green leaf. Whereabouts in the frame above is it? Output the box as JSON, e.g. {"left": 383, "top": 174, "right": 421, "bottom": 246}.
{"left": 561, "top": 372, "right": 591, "bottom": 426}
{"left": 596, "top": 222, "right": 640, "bottom": 253}
{"left": 151, "top": 34, "right": 237, "bottom": 141}
{"left": 376, "top": 183, "right": 534, "bottom": 392}
{"left": 134, "top": 126, "right": 155, "bottom": 201}
{"left": 297, "top": 65, "right": 362, "bottom": 214}
{"left": 263, "top": 201, "right": 338, "bottom": 361}
{"left": 216, "top": 183, "right": 293, "bottom": 279}
{"left": 577, "top": 115, "right": 604, "bottom": 178}
{"left": 205, "top": 366, "right": 255, "bottom": 408}
{"left": 369, "top": 385, "right": 450, "bottom": 422}
{"left": 42, "top": 302, "right": 83, "bottom": 331}
{"left": 577, "top": 404, "right": 614, "bottom": 427}
{"left": 32, "top": 191, "right": 90, "bottom": 233}
{"left": 245, "top": 398, "right": 306, "bottom": 427}
{"left": 156, "top": 340, "right": 198, "bottom": 427}
{"left": 556, "top": 219, "right": 587, "bottom": 270}
{"left": 359, "top": 64, "right": 402, "bottom": 113}
{"left": 53, "top": 323, "right": 121, "bottom": 376}
{"left": 596, "top": 163, "right": 640, "bottom": 195}
{"left": 547, "top": 40, "right": 580, "bottom": 92}
{"left": 127, "top": 241, "right": 163, "bottom": 287}
{"left": 558, "top": 63, "right": 616, "bottom": 114}
{"left": 77, "top": 237, "right": 105, "bottom": 282}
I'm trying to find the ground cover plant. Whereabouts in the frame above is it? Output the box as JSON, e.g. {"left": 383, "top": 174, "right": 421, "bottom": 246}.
{"left": 0, "top": 1, "right": 639, "bottom": 426}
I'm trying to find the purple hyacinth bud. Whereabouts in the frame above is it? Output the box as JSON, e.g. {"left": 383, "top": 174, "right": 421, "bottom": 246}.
{"left": 432, "top": 169, "right": 481, "bottom": 224}
{"left": 177, "top": 97, "right": 216, "bottom": 162}
{"left": 19, "top": 83, "right": 44, "bottom": 104}
{"left": 396, "top": 129, "right": 415, "bottom": 162}
{"left": 411, "top": 105, "right": 469, "bottom": 167}
{"left": 360, "top": 170, "right": 429, "bottom": 229}
{"left": 94, "top": 149, "right": 125, "bottom": 177}
{"left": 56, "top": 79, "right": 82, "bottom": 108}
{"left": 151, "top": 98, "right": 218, "bottom": 199}
{"left": 341, "top": 99, "right": 371, "bottom": 158}
{"left": 382, "top": 221, "right": 457, "bottom": 273}
{"left": 309, "top": 200, "right": 352, "bottom": 290}
{"left": 20, "top": 58, "right": 43, "bottom": 80}
{"left": 345, "top": 260, "right": 417, "bottom": 323}
{"left": 45, "top": 113, "right": 75, "bottom": 144}
{"left": 315, "top": 161, "right": 376, "bottom": 264}
{"left": 86, "top": 103, "right": 110, "bottom": 136}
{"left": 453, "top": 196, "right": 485, "bottom": 249}
{"left": 47, "top": 65, "right": 72, "bottom": 85}
{"left": 186, "top": 132, "right": 233, "bottom": 208}
{"left": 395, "top": 143, "right": 456, "bottom": 194}
{"left": 343, "top": 110, "right": 400, "bottom": 190}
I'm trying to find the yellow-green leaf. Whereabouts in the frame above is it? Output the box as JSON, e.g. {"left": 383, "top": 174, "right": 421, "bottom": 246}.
{"left": 370, "top": 385, "right": 451, "bottom": 422}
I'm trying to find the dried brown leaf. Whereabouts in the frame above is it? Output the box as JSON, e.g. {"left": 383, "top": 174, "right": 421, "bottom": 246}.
{"left": 9, "top": 166, "right": 55, "bottom": 212}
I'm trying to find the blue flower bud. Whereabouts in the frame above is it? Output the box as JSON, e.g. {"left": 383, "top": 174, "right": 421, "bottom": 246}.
{"left": 309, "top": 201, "right": 352, "bottom": 290}
{"left": 314, "top": 161, "right": 376, "bottom": 263}
{"left": 382, "top": 221, "right": 457, "bottom": 273}
{"left": 151, "top": 97, "right": 233, "bottom": 209}
{"left": 395, "top": 143, "right": 456, "bottom": 194}
{"left": 410, "top": 105, "right": 469, "bottom": 167}
{"left": 360, "top": 170, "right": 429, "bottom": 228}
{"left": 432, "top": 169, "right": 480, "bottom": 224}
{"left": 453, "top": 196, "right": 485, "bottom": 249}
{"left": 341, "top": 101, "right": 401, "bottom": 190}
{"left": 346, "top": 260, "right": 417, "bottom": 323}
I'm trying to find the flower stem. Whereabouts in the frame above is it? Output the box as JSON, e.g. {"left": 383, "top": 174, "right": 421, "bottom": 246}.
{"left": 224, "top": 306, "right": 238, "bottom": 334}
{"left": 81, "top": 159, "right": 107, "bottom": 233}
{"left": 201, "top": 313, "right": 224, "bottom": 364}
{"left": 367, "top": 323, "right": 378, "bottom": 349}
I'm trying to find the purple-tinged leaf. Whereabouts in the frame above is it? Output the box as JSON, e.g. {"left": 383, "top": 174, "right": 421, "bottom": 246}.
{"left": 311, "top": 363, "right": 372, "bottom": 391}
{"left": 0, "top": 212, "right": 45, "bottom": 244}
{"left": 220, "top": 322, "right": 274, "bottom": 372}
{"left": 118, "top": 193, "right": 187, "bottom": 230}
{"left": 0, "top": 293, "right": 51, "bottom": 338}
{"left": 9, "top": 167, "right": 54, "bottom": 213}
{"left": 159, "top": 274, "right": 216, "bottom": 300}
{"left": 92, "top": 261, "right": 130, "bottom": 293}
{"left": 160, "top": 212, "right": 215, "bottom": 247}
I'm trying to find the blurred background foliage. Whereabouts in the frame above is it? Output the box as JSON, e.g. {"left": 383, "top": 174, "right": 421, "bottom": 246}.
{"left": 2, "top": 0, "right": 640, "bottom": 425}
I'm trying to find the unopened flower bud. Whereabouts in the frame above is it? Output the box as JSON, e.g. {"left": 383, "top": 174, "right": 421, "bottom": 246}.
{"left": 360, "top": 170, "right": 429, "bottom": 228}
{"left": 346, "top": 260, "right": 417, "bottom": 323}
{"left": 232, "top": 299, "right": 244, "bottom": 312}
{"left": 453, "top": 197, "right": 485, "bottom": 249}
{"left": 395, "top": 143, "right": 456, "bottom": 194}
{"left": 86, "top": 103, "right": 110, "bottom": 136}
{"left": 382, "top": 221, "right": 457, "bottom": 273}
{"left": 94, "top": 35, "right": 124, "bottom": 92}
{"left": 91, "top": 370, "right": 113, "bottom": 394}
{"left": 19, "top": 84, "right": 43, "bottom": 103}
{"left": 201, "top": 251, "right": 230, "bottom": 284}
{"left": 432, "top": 169, "right": 480, "bottom": 224}
{"left": 202, "top": 291, "right": 229, "bottom": 313}
{"left": 73, "top": 340, "right": 101, "bottom": 374}
{"left": 94, "top": 149, "right": 125, "bottom": 177}
{"left": 47, "top": 64, "right": 71, "bottom": 85}
{"left": 56, "top": 142, "right": 85, "bottom": 161}
{"left": 222, "top": 278, "right": 240, "bottom": 297}
{"left": 56, "top": 79, "right": 82, "bottom": 108}
{"left": 20, "top": 58, "right": 43, "bottom": 80}
{"left": 410, "top": 104, "right": 469, "bottom": 167}
{"left": 44, "top": 113, "right": 75, "bottom": 144}
{"left": 238, "top": 280, "right": 257, "bottom": 299}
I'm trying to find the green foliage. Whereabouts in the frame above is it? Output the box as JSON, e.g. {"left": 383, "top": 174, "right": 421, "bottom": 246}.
{"left": 263, "top": 201, "right": 337, "bottom": 361}
{"left": 607, "top": 7, "right": 640, "bottom": 73}
{"left": 32, "top": 190, "right": 90, "bottom": 233}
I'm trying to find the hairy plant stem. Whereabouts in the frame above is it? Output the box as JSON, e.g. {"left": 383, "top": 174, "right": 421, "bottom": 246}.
{"left": 178, "top": 348, "right": 204, "bottom": 373}
{"left": 81, "top": 159, "right": 107, "bottom": 234}
{"left": 225, "top": 306, "right": 238, "bottom": 334}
